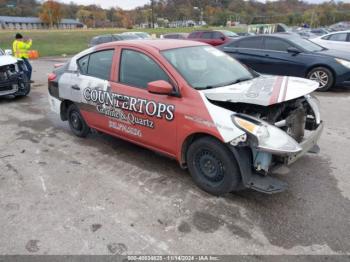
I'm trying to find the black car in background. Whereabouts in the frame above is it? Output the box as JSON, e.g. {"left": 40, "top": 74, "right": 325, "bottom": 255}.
{"left": 89, "top": 34, "right": 140, "bottom": 47}
{"left": 219, "top": 33, "right": 350, "bottom": 91}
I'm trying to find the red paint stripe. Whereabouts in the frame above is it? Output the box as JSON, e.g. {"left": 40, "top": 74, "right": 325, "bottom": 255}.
{"left": 269, "top": 76, "right": 284, "bottom": 105}
{"left": 281, "top": 77, "right": 289, "bottom": 101}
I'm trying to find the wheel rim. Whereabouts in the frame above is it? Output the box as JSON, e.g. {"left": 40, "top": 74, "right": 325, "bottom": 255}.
{"left": 70, "top": 111, "right": 82, "bottom": 131}
{"left": 194, "top": 149, "right": 225, "bottom": 186}
{"left": 309, "top": 70, "right": 329, "bottom": 88}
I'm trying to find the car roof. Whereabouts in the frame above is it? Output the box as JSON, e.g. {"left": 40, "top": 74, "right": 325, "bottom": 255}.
{"left": 99, "top": 39, "right": 206, "bottom": 51}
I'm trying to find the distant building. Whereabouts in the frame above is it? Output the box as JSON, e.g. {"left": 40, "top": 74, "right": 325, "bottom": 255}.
{"left": 168, "top": 20, "right": 196, "bottom": 28}
{"left": 0, "top": 16, "right": 84, "bottom": 30}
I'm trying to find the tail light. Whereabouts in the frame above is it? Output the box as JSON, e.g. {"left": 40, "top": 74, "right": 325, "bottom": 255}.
{"left": 48, "top": 73, "right": 57, "bottom": 81}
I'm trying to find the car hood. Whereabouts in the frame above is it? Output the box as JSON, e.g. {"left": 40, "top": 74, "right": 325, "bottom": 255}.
{"left": 316, "top": 49, "right": 350, "bottom": 60}
{"left": 201, "top": 75, "right": 319, "bottom": 106}
{"left": 0, "top": 55, "right": 18, "bottom": 67}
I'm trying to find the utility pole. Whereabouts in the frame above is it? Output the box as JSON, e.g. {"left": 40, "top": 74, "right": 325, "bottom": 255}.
{"left": 151, "top": 0, "right": 155, "bottom": 28}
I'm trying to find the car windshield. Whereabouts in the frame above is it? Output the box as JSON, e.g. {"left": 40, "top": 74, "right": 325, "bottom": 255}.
{"left": 290, "top": 37, "right": 324, "bottom": 52}
{"left": 162, "top": 46, "right": 254, "bottom": 90}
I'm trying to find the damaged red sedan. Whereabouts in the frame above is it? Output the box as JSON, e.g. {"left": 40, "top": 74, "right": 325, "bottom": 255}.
{"left": 48, "top": 40, "right": 323, "bottom": 195}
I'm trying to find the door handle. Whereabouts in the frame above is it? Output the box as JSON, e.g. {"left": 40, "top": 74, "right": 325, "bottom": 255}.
{"left": 71, "top": 85, "right": 80, "bottom": 90}
{"left": 264, "top": 54, "right": 270, "bottom": 57}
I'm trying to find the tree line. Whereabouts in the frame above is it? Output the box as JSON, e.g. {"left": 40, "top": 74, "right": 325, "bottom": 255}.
{"left": 1, "top": 0, "right": 350, "bottom": 28}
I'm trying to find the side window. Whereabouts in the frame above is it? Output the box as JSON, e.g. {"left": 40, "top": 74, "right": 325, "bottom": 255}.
{"left": 119, "top": 49, "right": 170, "bottom": 89}
{"left": 87, "top": 50, "right": 114, "bottom": 80}
{"left": 188, "top": 32, "right": 200, "bottom": 38}
{"left": 201, "top": 32, "right": 212, "bottom": 39}
{"left": 77, "top": 55, "right": 89, "bottom": 74}
{"left": 264, "top": 38, "right": 292, "bottom": 52}
{"left": 329, "top": 33, "right": 347, "bottom": 41}
{"left": 212, "top": 32, "right": 224, "bottom": 39}
{"left": 235, "top": 37, "right": 263, "bottom": 49}
{"left": 77, "top": 50, "right": 114, "bottom": 80}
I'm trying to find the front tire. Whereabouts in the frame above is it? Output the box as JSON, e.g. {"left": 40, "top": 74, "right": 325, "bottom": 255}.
{"left": 186, "top": 137, "right": 241, "bottom": 196}
{"left": 67, "top": 104, "right": 90, "bottom": 138}
{"left": 307, "top": 67, "right": 334, "bottom": 92}
{"left": 16, "top": 74, "right": 31, "bottom": 97}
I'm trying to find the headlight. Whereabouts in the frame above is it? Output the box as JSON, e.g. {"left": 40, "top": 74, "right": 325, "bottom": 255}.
{"left": 233, "top": 117, "right": 269, "bottom": 140}
{"left": 232, "top": 115, "right": 302, "bottom": 154}
{"left": 335, "top": 58, "right": 350, "bottom": 69}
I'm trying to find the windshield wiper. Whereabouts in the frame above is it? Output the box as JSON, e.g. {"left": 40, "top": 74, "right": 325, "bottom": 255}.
{"left": 195, "top": 77, "right": 253, "bottom": 90}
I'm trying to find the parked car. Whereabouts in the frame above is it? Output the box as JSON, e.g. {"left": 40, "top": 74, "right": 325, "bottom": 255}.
{"left": 237, "top": 32, "right": 255, "bottom": 37}
{"left": 121, "top": 32, "right": 152, "bottom": 39}
{"left": 219, "top": 34, "right": 350, "bottom": 91}
{"left": 89, "top": 34, "right": 139, "bottom": 47}
{"left": 48, "top": 40, "right": 323, "bottom": 195}
{"left": 162, "top": 33, "right": 189, "bottom": 39}
{"left": 188, "top": 30, "right": 239, "bottom": 46}
{"left": 310, "top": 28, "right": 330, "bottom": 36}
{"left": 0, "top": 48, "right": 30, "bottom": 97}
{"left": 310, "top": 31, "right": 350, "bottom": 53}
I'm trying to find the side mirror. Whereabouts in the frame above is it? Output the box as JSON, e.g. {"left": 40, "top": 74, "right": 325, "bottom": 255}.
{"left": 220, "top": 36, "right": 226, "bottom": 41}
{"left": 287, "top": 47, "right": 301, "bottom": 55}
{"left": 4, "top": 49, "right": 13, "bottom": 56}
{"left": 147, "top": 80, "right": 173, "bottom": 95}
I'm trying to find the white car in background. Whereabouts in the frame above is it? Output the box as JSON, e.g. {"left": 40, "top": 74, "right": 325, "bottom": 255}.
{"left": 310, "top": 30, "right": 350, "bottom": 52}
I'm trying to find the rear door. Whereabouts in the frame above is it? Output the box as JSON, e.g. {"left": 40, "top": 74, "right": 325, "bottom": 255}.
{"left": 70, "top": 49, "right": 115, "bottom": 130}
{"left": 210, "top": 31, "right": 226, "bottom": 46}
{"left": 108, "top": 47, "right": 179, "bottom": 156}
{"left": 199, "top": 31, "right": 214, "bottom": 45}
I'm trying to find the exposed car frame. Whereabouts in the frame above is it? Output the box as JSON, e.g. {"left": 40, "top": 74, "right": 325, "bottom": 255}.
{"left": 0, "top": 48, "right": 30, "bottom": 97}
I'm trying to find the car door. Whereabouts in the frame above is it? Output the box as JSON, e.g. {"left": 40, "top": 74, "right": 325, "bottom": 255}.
{"left": 210, "top": 31, "right": 226, "bottom": 46}
{"left": 222, "top": 36, "right": 266, "bottom": 73}
{"left": 261, "top": 36, "right": 306, "bottom": 76}
{"left": 71, "top": 49, "right": 115, "bottom": 130}
{"left": 109, "top": 47, "right": 178, "bottom": 156}
{"left": 199, "top": 31, "right": 214, "bottom": 45}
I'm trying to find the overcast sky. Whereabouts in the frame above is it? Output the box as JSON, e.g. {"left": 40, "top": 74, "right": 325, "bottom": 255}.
{"left": 59, "top": 0, "right": 348, "bottom": 10}
{"left": 59, "top": 0, "right": 149, "bottom": 9}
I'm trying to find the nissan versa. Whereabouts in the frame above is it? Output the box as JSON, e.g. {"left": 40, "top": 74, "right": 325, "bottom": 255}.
{"left": 48, "top": 40, "right": 323, "bottom": 195}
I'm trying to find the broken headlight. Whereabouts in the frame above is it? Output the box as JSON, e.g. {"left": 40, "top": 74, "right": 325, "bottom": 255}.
{"left": 232, "top": 115, "right": 302, "bottom": 155}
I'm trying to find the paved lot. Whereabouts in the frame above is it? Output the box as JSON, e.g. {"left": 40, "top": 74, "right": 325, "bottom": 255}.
{"left": 0, "top": 58, "right": 350, "bottom": 255}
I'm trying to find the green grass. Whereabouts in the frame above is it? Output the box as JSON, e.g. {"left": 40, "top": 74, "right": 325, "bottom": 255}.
{"left": 0, "top": 27, "right": 244, "bottom": 57}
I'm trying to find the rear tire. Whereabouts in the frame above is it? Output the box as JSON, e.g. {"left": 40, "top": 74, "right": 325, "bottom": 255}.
{"left": 186, "top": 136, "right": 241, "bottom": 196}
{"left": 307, "top": 67, "right": 334, "bottom": 92}
{"left": 67, "top": 104, "right": 90, "bottom": 138}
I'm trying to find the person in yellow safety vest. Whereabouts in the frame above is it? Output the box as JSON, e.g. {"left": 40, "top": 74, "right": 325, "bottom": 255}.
{"left": 13, "top": 33, "right": 33, "bottom": 83}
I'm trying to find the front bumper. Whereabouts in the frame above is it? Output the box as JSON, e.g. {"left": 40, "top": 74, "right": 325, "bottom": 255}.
{"left": 285, "top": 121, "right": 324, "bottom": 165}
